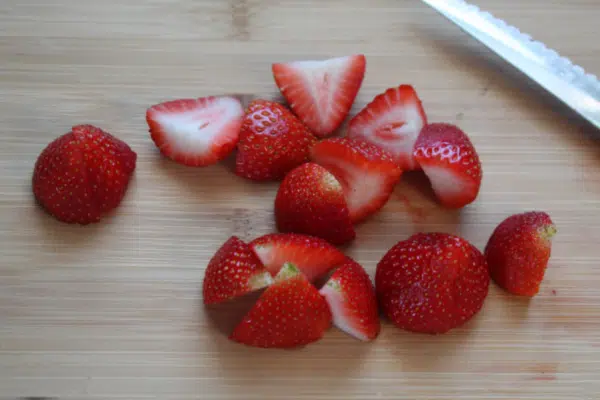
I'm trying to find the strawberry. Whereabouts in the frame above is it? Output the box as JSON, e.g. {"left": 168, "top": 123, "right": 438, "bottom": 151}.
{"left": 229, "top": 262, "right": 332, "bottom": 348}
{"left": 274, "top": 163, "right": 356, "bottom": 245}
{"left": 319, "top": 257, "right": 380, "bottom": 341}
{"left": 32, "top": 124, "right": 137, "bottom": 224}
{"left": 272, "top": 54, "right": 366, "bottom": 138}
{"left": 347, "top": 85, "right": 427, "bottom": 170}
{"left": 249, "top": 233, "right": 346, "bottom": 282}
{"left": 202, "top": 236, "right": 273, "bottom": 305}
{"left": 485, "top": 211, "right": 557, "bottom": 297}
{"left": 146, "top": 96, "right": 244, "bottom": 167}
{"left": 375, "top": 232, "right": 490, "bottom": 334}
{"left": 235, "top": 99, "right": 317, "bottom": 181}
{"left": 310, "top": 137, "right": 403, "bottom": 223}
{"left": 413, "top": 123, "right": 482, "bottom": 208}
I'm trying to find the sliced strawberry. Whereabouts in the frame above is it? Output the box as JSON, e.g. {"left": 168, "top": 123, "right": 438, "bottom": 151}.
{"left": 249, "top": 233, "right": 346, "bottom": 282}
{"left": 413, "top": 123, "right": 482, "bottom": 208}
{"left": 272, "top": 54, "right": 366, "bottom": 138}
{"left": 319, "top": 257, "right": 380, "bottom": 341}
{"left": 146, "top": 96, "right": 244, "bottom": 167}
{"left": 235, "top": 99, "right": 317, "bottom": 181}
{"left": 229, "top": 262, "right": 332, "bottom": 348}
{"left": 202, "top": 236, "right": 273, "bottom": 305}
{"left": 310, "top": 138, "right": 403, "bottom": 223}
{"left": 485, "top": 211, "right": 557, "bottom": 297}
{"left": 347, "top": 85, "right": 427, "bottom": 170}
{"left": 275, "top": 163, "right": 355, "bottom": 245}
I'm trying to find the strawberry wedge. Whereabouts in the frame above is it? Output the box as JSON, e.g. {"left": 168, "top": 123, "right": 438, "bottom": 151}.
{"left": 275, "top": 163, "right": 356, "bottom": 246}
{"left": 249, "top": 233, "right": 346, "bottom": 282}
{"left": 310, "top": 138, "right": 403, "bottom": 223}
{"left": 320, "top": 258, "right": 380, "bottom": 341}
{"left": 413, "top": 123, "right": 482, "bottom": 209}
{"left": 202, "top": 236, "right": 273, "bottom": 305}
{"left": 230, "top": 262, "right": 332, "bottom": 349}
{"left": 347, "top": 85, "right": 427, "bottom": 170}
{"left": 272, "top": 54, "right": 366, "bottom": 138}
{"left": 146, "top": 96, "right": 244, "bottom": 167}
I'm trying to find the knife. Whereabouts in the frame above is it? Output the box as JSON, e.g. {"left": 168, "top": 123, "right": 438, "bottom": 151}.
{"left": 421, "top": 0, "right": 600, "bottom": 130}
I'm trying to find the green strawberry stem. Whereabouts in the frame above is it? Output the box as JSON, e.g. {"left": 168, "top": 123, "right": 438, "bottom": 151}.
{"left": 276, "top": 262, "right": 300, "bottom": 281}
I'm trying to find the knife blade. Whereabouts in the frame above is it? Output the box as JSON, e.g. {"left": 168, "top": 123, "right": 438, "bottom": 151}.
{"left": 421, "top": 0, "right": 600, "bottom": 130}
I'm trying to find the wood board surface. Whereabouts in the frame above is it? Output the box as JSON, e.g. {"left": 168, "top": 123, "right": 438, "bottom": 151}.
{"left": 1, "top": 0, "right": 599, "bottom": 399}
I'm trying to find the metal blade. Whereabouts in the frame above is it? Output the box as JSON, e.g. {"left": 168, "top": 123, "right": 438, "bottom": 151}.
{"left": 422, "top": 0, "right": 600, "bottom": 129}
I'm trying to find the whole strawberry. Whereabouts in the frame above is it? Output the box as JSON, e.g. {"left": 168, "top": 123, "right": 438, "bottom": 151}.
{"left": 32, "top": 124, "right": 137, "bottom": 224}
{"left": 235, "top": 99, "right": 317, "bottom": 181}
{"left": 376, "top": 232, "right": 490, "bottom": 334}
{"left": 485, "top": 211, "right": 557, "bottom": 297}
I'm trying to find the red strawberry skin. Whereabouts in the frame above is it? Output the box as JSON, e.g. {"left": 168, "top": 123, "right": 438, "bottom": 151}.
{"left": 272, "top": 54, "right": 366, "bottom": 137}
{"left": 376, "top": 232, "right": 490, "bottom": 334}
{"left": 320, "top": 257, "right": 381, "bottom": 341}
{"left": 146, "top": 96, "right": 244, "bottom": 167}
{"left": 235, "top": 99, "right": 317, "bottom": 181}
{"left": 32, "top": 124, "right": 137, "bottom": 224}
{"left": 310, "top": 137, "right": 402, "bottom": 223}
{"left": 202, "top": 236, "right": 274, "bottom": 305}
{"left": 274, "top": 163, "right": 356, "bottom": 246}
{"left": 249, "top": 233, "right": 346, "bottom": 282}
{"left": 348, "top": 84, "right": 427, "bottom": 170}
{"left": 485, "top": 211, "right": 557, "bottom": 297}
{"left": 413, "top": 123, "right": 482, "bottom": 209}
{"left": 229, "top": 263, "right": 332, "bottom": 348}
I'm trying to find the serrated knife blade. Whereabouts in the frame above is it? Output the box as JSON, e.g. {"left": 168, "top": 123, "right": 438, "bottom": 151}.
{"left": 421, "top": 0, "right": 600, "bottom": 130}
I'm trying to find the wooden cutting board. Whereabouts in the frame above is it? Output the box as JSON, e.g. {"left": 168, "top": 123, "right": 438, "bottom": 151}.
{"left": 1, "top": 0, "right": 599, "bottom": 398}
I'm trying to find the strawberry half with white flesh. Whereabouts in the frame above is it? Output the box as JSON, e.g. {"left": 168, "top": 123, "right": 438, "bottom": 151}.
{"left": 272, "top": 54, "right": 366, "bottom": 138}
{"left": 249, "top": 233, "right": 346, "bottom": 282}
{"left": 310, "top": 137, "right": 403, "bottom": 223}
{"left": 229, "top": 262, "right": 332, "bottom": 348}
{"left": 319, "top": 258, "right": 380, "bottom": 341}
{"left": 202, "top": 236, "right": 273, "bottom": 305}
{"left": 347, "top": 85, "right": 427, "bottom": 170}
{"left": 146, "top": 96, "right": 244, "bottom": 167}
{"left": 413, "top": 123, "right": 482, "bottom": 209}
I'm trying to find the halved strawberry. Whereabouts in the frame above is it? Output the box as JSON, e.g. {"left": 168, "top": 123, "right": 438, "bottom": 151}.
{"left": 235, "top": 99, "right": 317, "bottom": 181}
{"left": 249, "top": 233, "right": 346, "bottom": 282}
{"left": 202, "top": 236, "right": 273, "bottom": 305}
{"left": 319, "top": 257, "right": 380, "bottom": 341}
{"left": 275, "top": 163, "right": 356, "bottom": 245}
{"left": 347, "top": 85, "right": 427, "bottom": 170}
{"left": 146, "top": 96, "right": 244, "bottom": 167}
{"left": 229, "top": 262, "right": 332, "bottom": 348}
{"left": 413, "top": 123, "right": 482, "bottom": 208}
{"left": 310, "top": 138, "right": 403, "bottom": 223}
{"left": 272, "top": 54, "right": 366, "bottom": 138}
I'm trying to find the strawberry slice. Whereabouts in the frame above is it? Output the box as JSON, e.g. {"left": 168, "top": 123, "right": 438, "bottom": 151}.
{"left": 413, "top": 123, "right": 482, "bottom": 208}
{"left": 249, "top": 233, "right": 346, "bottom": 282}
{"left": 202, "top": 236, "right": 274, "bottom": 305}
{"left": 146, "top": 96, "right": 244, "bottom": 167}
{"left": 347, "top": 85, "right": 427, "bottom": 170}
{"left": 310, "top": 138, "right": 403, "bottom": 223}
{"left": 235, "top": 99, "right": 317, "bottom": 181}
{"left": 319, "top": 257, "right": 380, "bottom": 341}
{"left": 272, "top": 54, "right": 366, "bottom": 138}
{"left": 275, "top": 163, "right": 356, "bottom": 245}
{"left": 229, "top": 262, "right": 332, "bottom": 348}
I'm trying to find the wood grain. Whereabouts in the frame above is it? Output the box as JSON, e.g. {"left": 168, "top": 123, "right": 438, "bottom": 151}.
{"left": 1, "top": 0, "right": 599, "bottom": 399}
